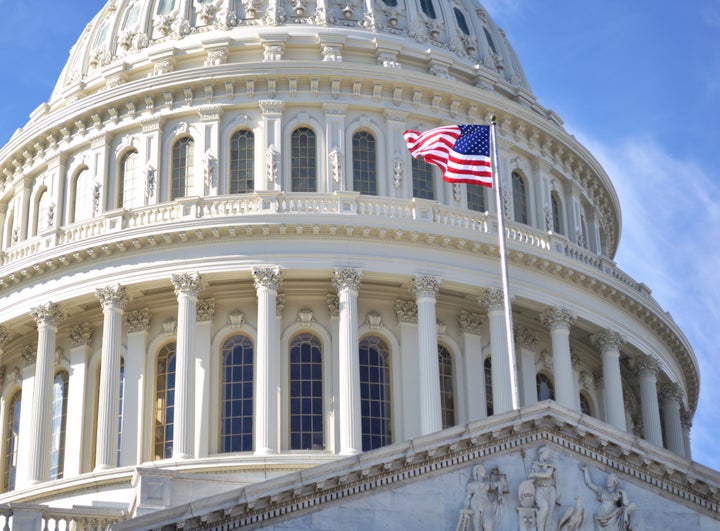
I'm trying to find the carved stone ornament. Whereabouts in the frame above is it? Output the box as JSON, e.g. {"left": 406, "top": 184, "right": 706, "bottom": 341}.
{"left": 633, "top": 354, "right": 659, "bottom": 377}
{"left": 395, "top": 299, "right": 418, "bottom": 324}
{"left": 458, "top": 310, "right": 482, "bottom": 335}
{"left": 30, "top": 302, "right": 66, "bottom": 328}
{"left": 479, "top": 288, "right": 504, "bottom": 313}
{"left": 591, "top": 329, "right": 625, "bottom": 353}
{"left": 228, "top": 310, "right": 245, "bottom": 328}
{"left": 172, "top": 272, "right": 203, "bottom": 297}
{"left": 365, "top": 311, "right": 383, "bottom": 330}
{"left": 263, "top": 43, "right": 284, "bottom": 61}
{"left": 0, "top": 326, "right": 12, "bottom": 350}
{"left": 96, "top": 284, "right": 129, "bottom": 310}
{"left": 536, "top": 350, "right": 553, "bottom": 371}
{"left": 123, "top": 308, "right": 151, "bottom": 333}
{"left": 457, "top": 463, "right": 507, "bottom": 531}
{"left": 68, "top": 323, "right": 95, "bottom": 348}
{"left": 276, "top": 293, "right": 286, "bottom": 317}
{"left": 332, "top": 268, "right": 363, "bottom": 292}
{"left": 514, "top": 326, "right": 537, "bottom": 349}
{"left": 55, "top": 347, "right": 69, "bottom": 366}
{"left": 329, "top": 147, "right": 343, "bottom": 183}
{"left": 392, "top": 152, "right": 403, "bottom": 189}
{"left": 326, "top": 294, "right": 339, "bottom": 317}
{"left": 252, "top": 266, "right": 282, "bottom": 291}
{"left": 321, "top": 44, "right": 342, "bottom": 62}
{"left": 409, "top": 274, "right": 442, "bottom": 299}
{"left": 297, "top": 308, "right": 315, "bottom": 326}
{"left": 21, "top": 344, "right": 37, "bottom": 368}
{"left": 162, "top": 318, "right": 177, "bottom": 336}
{"left": 265, "top": 144, "right": 280, "bottom": 183}
{"left": 196, "top": 298, "right": 216, "bottom": 323}
{"left": 540, "top": 307, "right": 576, "bottom": 331}
{"left": 436, "top": 319, "right": 447, "bottom": 337}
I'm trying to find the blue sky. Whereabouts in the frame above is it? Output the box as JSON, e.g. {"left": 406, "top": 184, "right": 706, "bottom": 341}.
{"left": 0, "top": 2, "right": 718, "bottom": 468}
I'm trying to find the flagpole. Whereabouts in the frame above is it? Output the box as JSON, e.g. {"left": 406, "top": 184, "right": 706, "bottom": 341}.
{"left": 489, "top": 116, "right": 520, "bottom": 411}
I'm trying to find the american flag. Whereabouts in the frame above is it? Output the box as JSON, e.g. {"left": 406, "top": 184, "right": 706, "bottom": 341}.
{"left": 403, "top": 124, "right": 493, "bottom": 187}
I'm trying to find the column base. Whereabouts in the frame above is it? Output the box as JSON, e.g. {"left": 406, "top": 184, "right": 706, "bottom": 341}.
{"left": 339, "top": 448, "right": 362, "bottom": 456}
{"left": 172, "top": 452, "right": 194, "bottom": 460}
{"left": 93, "top": 463, "right": 114, "bottom": 472}
{"left": 254, "top": 448, "right": 278, "bottom": 457}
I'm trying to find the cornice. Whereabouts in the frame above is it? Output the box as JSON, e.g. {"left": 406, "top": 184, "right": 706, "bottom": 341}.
{"left": 0, "top": 198, "right": 696, "bottom": 411}
{"left": 111, "top": 402, "right": 720, "bottom": 530}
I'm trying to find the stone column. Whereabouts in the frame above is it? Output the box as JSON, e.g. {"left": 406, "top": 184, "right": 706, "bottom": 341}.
{"left": 681, "top": 408, "right": 693, "bottom": 460}
{"left": 660, "top": 382, "right": 686, "bottom": 457}
{"left": 15, "top": 348, "right": 38, "bottom": 488}
{"left": 592, "top": 330, "right": 626, "bottom": 431}
{"left": 541, "top": 307, "right": 576, "bottom": 410}
{"left": 194, "top": 299, "right": 214, "bottom": 459}
{"left": 27, "top": 302, "right": 65, "bottom": 483}
{"left": 95, "top": 285, "right": 128, "bottom": 470}
{"left": 410, "top": 275, "right": 443, "bottom": 435}
{"left": 396, "top": 299, "right": 420, "bottom": 439}
{"left": 333, "top": 268, "right": 363, "bottom": 455}
{"left": 326, "top": 293, "right": 340, "bottom": 451}
{"left": 252, "top": 266, "right": 281, "bottom": 455}
{"left": 259, "top": 100, "right": 284, "bottom": 191}
{"left": 458, "top": 311, "right": 486, "bottom": 421}
{"left": 122, "top": 309, "right": 151, "bottom": 466}
{"left": 514, "top": 326, "right": 537, "bottom": 407}
{"left": 64, "top": 323, "right": 94, "bottom": 477}
{"left": 634, "top": 354, "right": 663, "bottom": 447}
{"left": 171, "top": 273, "right": 202, "bottom": 460}
{"left": 480, "top": 289, "right": 513, "bottom": 415}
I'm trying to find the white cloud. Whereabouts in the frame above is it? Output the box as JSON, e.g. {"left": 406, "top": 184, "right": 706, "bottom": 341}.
{"left": 579, "top": 133, "right": 720, "bottom": 468}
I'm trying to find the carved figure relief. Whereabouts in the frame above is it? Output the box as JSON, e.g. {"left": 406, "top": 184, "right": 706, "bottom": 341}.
{"left": 529, "top": 446, "right": 558, "bottom": 531}
{"left": 579, "top": 464, "right": 635, "bottom": 530}
{"left": 266, "top": 144, "right": 280, "bottom": 183}
{"left": 457, "top": 464, "right": 507, "bottom": 531}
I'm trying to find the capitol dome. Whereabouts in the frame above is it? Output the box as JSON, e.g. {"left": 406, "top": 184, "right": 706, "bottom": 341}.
{"left": 0, "top": 1, "right": 712, "bottom": 529}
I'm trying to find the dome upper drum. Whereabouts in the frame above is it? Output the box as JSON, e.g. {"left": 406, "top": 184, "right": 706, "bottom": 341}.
{"left": 51, "top": 0, "right": 532, "bottom": 106}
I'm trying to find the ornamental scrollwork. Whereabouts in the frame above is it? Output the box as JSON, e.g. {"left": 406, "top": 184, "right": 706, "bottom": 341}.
{"left": 96, "top": 284, "right": 129, "bottom": 310}
{"left": 458, "top": 310, "right": 482, "bottom": 335}
{"left": 68, "top": 323, "right": 95, "bottom": 348}
{"left": 266, "top": 144, "right": 280, "bottom": 183}
{"left": 395, "top": 299, "right": 418, "bottom": 324}
{"left": 633, "top": 354, "right": 659, "bottom": 377}
{"left": 124, "top": 309, "right": 151, "bottom": 333}
{"left": 479, "top": 288, "right": 504, "bottom": 313}
{"left": 409, "top": 274, "right": 442, "bottom": 299}
{"left": 540, "top": 307, "right": 576, "bottom": 331}
{"left": 196, "top": 298, "right": 216, "bottom": 323}
{"left": 513, "top": 326, "right": 536, "bottom": 349}
{"left": 591, "top": 330, "right": 625, "bottom": 353}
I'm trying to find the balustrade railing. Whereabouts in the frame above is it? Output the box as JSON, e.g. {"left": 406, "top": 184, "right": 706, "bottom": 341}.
{"left": 0, "top": 193, "right": 649, "bottom": 300}
{"left": 0, "top": 504, "right": 126, "bottom": 530}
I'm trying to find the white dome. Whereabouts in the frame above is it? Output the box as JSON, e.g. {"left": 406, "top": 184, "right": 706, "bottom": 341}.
{"left": 50, "top": 0, "right": 532, "bottom": 106}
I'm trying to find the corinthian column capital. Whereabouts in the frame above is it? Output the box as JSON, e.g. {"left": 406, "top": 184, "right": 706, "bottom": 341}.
{"left": 30, "top": 302, "right": 66, "bottom": 327}
{"left": 634, "top": 354, "right": 660, "bottom": 377}
{"left": 659, "top": 382, "right": 684, "bottom": 404}
{"left": 96, "top": 284, "right": 129, "bottom": 310}
{"left": 332, "top": 268, "right": 363, "bottom": 292}
{"left": 252, "top": 266, "right": 282, "bottom": 291}
{"left": 409, "top": 274, "right": 442, "bottom": 299}
{"left": 171, "top": 273, "right": 203, "bottom": 297}
{"left": 540, "top": 307, "right": 576, "bottom": 331}
{"left": 479, "top": 288, "right": 504, "bottom": 313}
{"left": 591, "top": 329, "right": 625, "bottom": 353}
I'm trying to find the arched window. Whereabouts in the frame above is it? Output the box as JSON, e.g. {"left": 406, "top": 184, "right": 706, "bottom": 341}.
{"left": 484, "top": 357, "right": 493, "bottom": 416}
{"left": 551, "top": 191, "right": 562, "bottom": 234}
{"left": 512, "top": 171, "right": 528, "bottom": 224}
{"left": 73, "top": 168, "right": 95, "bottom": 223}
{"left": 483, "top": 27, "right": 497, "bottom": 55}
{"left": 122, "top": 2, "right": 141, "bottom": 30}
{"left": 579, "top": 392, "right": 592, "bottom": 416}
{"left": 412, "top": 157, "right": 435, "bottom": 200}
{"left": 438, "top": 345, "right": 455, "bottom": 429}
{"left": 359, "top": 336, "right": 391, "bottom": 450}
{"left": 536, "top": 373, "right": 555, "bottom": 401}
{"left": 119, "top": 149, "right": 142, "bottom": 209}
{"left": 291, "top": 127, "right": 316, "bottom": 192}
{"left": 229, "top": 130, "right": 254, "bottom": 194}
{"left": 154, "top": 343, "right": 176, "bottom": 460}
{"left": 454, "top": 8, "right": 470, "bottom": 35}
{"left": 289, "top": 333, "right": 323, "bottom": 450}
{"left": 34, "top": 188, "right": 52, "bottom": 236}
{"left": 157, "top": 0, "right": 176, "bottom": 15}
{"left": 352, "top": 131, "right": 377, "bottom": 195}
{"left": 171, "top": 137, "right": 194, "bottom": 200}
{"left": 467, "top": 184, "right": 486, "bottom": 212}
{"left": 49, "top": 371, "right": 69, "bottom": 480}
{"left": 420, "top": 0, "right": 436, "bottom": 19}
{"left": 117, "top": 359, "right": 125, "bottom": 466}
{"left": 221, "top": 335, "right": 254, "bottom": 453}
{"left": 3, "top": 391, "right": 21, "bottom": 491}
